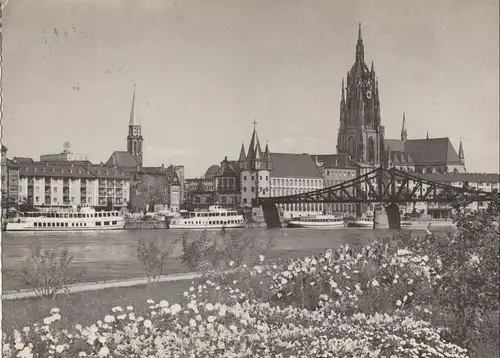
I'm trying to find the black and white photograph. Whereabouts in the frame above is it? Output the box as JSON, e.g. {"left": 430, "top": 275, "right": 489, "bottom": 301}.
{"left": 1, "top": 0, "right": 499, "bottom": 357}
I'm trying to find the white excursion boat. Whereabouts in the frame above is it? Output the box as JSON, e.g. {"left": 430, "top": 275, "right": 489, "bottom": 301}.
{"left": 347, "top": 216, "right": 374, "bottom": 228}
{"left": 169, "top": 205, "right": 247, "bottom": 229}
{"left": 288, "top": 215, "right": 345, "bottom": 228}
{"left": 5, "top": 205, "right": 125, "bottom": 232}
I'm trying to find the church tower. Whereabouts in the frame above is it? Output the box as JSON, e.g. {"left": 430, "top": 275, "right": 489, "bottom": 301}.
{"left": 336, "top": 24, "right": 384, "bottom": 165}
{"left": 127, "top": 84, "right": 144, "bottom": 166}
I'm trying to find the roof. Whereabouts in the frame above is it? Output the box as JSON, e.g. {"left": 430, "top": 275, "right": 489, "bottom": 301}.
{"left": 105, "top": 151, "right": 139, "bottom": 168}
{"left": 413, "top": 172, "right": 499, "bottom": 184}
{"left": 389, "top": 151, "right": 414, "bottom": 165}
{"left": 384, "top": 139, "right": 405, "bottom": 152}
{"left": 270, "top": 153, "right": 323, "bottom": 179}
{"left": 205, "top": 165, "right": 220, "bottom": 180}
{"left": 13, "top": 157, "right": 34, "bottom": 163}
{"left": 384, "top": 137, "right": 463, "bottom": 166}
{"left": 6, "top": 159, "right": 19, "bottom": 169}
{"left": 311, "top": 153, "right": 355, "bottom": 168}
{"left": 17, "top": 162, "right": 131, "bottom": 180}
{"left": 165, "top": 165, "right": 181, "bottom": 185}
{"left": 1, "top": 144, "right": 7, "bottom": 152}
{"left": 216, "top": 157, "right": 239, "bottom": 177}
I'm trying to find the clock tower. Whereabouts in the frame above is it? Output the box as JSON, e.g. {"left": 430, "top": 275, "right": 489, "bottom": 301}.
{"left": 127, "top": 84, "right": 144, "bottom": 166}
{"left": 336, "top": 24, "right": 384, "bottom": 166}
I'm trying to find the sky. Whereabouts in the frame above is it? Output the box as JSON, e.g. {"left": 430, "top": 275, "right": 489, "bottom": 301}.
{"left": 2, "top": 0, "right": 499, "bottom": 178}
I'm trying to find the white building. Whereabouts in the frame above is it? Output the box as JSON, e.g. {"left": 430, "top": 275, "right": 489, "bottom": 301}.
{"left": 17, "top": 162, "right": 131, "bottom": 208}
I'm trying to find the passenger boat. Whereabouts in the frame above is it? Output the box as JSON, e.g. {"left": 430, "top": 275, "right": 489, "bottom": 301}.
{"left": 288, "top": 215, "right": 345, "bottom": 228}
{"left": 5, "top": 205, "right": 125, "bottom": 232}
{"left": 347, "top": 216, "right": 374, "bottom": 228}
{"left": 169, "top": 205, "right": 246, "bottom": 229}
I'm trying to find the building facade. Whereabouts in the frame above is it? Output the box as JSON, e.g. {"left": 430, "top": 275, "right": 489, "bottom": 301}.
{"left": 238, "top": 126, "right": 324, "bottom": 219}
{"left": 40, "top": 142, "right": 89, "bottom": 162}
{"left": 17, "top": 162, "right": 130, "bottom": 208}
{"left": 214, "top": 157, "right": 241, "bottom": 208}
{"left": 312, "top": 154, "right": 357, "bottom": 215}
{"left": 184, "top": 177, "right": 216, "bottom": 209}
{"left": 2, "top": 145, "right": 20, "bottom": 208}
{"left": 105, "top": 85, "right": 183, "bottom": 212}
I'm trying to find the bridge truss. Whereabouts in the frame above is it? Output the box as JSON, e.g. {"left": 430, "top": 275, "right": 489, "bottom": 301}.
{"left": 257, "top": 167, "right": 499, "bottom": 206}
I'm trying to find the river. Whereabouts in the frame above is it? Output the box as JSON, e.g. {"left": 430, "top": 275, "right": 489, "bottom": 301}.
{"left": 2, "top": 227, "right": 430, "bottom": 292}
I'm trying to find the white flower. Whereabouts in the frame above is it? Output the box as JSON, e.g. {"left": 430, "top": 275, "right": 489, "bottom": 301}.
{"left": 219, "top": 306, "right": 227, "bottom": 317}
{"left": 407, "top": 279, "right": 414, "bottom": 285}
{"left": 207, "top": 315, "right": 216, "bottom": 323}
{"left": 16, "top": 346, "right": 32, "bottom": 358}
{"left": 159, "top": 300, "right": 169, "bottom": 308}
{"left": 78, "top": 353, "right": 87, "bottom": 357}
{"left": 408, "top": 292, "right": 414, "bottom": 297}
{"left": 111, "top": 306, "right": 123, "bottom": 313}
{"left": 229, "top": 261, "right": 235, "bottom": 267}
{"left": 143, "top": 319, "right": 152, "bottom": 328}
{"left": 98, "top": 346, "right": 110, "bottom": 357}
{"left": 117, "top": 314, "right": 126, "bottom": 320}
{"left": 126, "top": 306, "right": 134, "bottom": 311}
{"left": 104, "top": 315, "right": 115, "bottom": 323}
{"left": 371, "top": 279, "right": 379, "bottom": 287}
{"left": 396, "top": 300, "right": 402, "bottom": 306}
{"left": 22, "top": 327, "right": 30, "bottom": 334}
{"left": 259, "top": 255, "right": 265, "bottom": 262}
{"left": 171, "top": 304, "right": 182, "bottom": 315}
{"left": 146, "top": 299, "right": 155, "bottom": 304}
{"left": 50, "top": 307, "right": 60, "bottom": 315}
{"left": 204, "top": 303, "right": 215, "bottom": 312}
{"left": 55, "top": 345, "right": 64, "bottom": 353}
{"left": 189, "top": 286, "right": 195, "bottom": 292}
{"left": 189, "top": 319, "right": 197, "bottom": 328}
{"left": 43, "top": 317, "right": 54, "bottom": 325}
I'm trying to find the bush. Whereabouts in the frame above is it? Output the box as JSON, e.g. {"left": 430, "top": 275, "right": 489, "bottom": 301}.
{"left": 136, "top": 237, "right": 180, "bottom": 283}
{"left": 21, "top": 239, "right": 74, "bottom": 300}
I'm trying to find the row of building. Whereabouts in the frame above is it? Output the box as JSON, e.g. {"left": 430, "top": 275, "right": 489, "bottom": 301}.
{"left": 2, "top": 25, "right": 498, "bottom": 218}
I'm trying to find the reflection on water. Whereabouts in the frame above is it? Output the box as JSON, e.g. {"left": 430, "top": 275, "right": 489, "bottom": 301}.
{"left": 2, "top": 228, "right": 425, "bottom": 291}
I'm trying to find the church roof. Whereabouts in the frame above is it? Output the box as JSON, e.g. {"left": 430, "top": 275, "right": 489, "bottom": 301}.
{"left": 105, "top": 151, "right": 139, "bottom": 168}
{"left": 165, "top": 165, "right": 181, "bottom": 185}
{"left": 384, "top": 138, "right": 462, "bottom": 166}
{"left": 404, "top": 138, "right": 462, "bottom": 165}
{"left": 270, "top": 153, "right": 323, "bottom": 179}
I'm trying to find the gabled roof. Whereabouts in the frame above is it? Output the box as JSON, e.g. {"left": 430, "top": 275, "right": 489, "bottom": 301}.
{"left": 270, "top": 153, "right": 323, "bottom": 178}
{"left": 413, "top": 172, "right": 499, "bottom": 184}
{"left": 311, "top": 153, "right": 355, "bottom": 169}
{"left": 216, "top": 157, "right": 238, "bottom": 177}
{"left": 404, "top": 138, "right": 462, "bottom": 165}
{"left": 105, "top": 151, "right": 139, "bottom": 168}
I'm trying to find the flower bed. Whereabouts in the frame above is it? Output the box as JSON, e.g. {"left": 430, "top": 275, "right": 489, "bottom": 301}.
{"left": 3, "top": 204, "right": 499, "bottom": 357}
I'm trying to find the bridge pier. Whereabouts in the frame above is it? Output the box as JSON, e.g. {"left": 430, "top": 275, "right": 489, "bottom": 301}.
{"left": 259, "top": 201, "right": 283, "bottom": 229}
{"left": 374, "top": 203, "right": 401, "bottom": 229}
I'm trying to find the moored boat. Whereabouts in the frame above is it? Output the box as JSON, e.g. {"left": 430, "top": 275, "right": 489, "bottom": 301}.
{"left": 5, "top": 205, "right": 126, "bottom": 232}
{"left": 168, "top": 205, "right": 246, "bottom": 229}
{"left": 346, "top": 216, "right": 374, "bottom": 228}
{"left": 288, "top": 215, "right": 345, "bottom": 228}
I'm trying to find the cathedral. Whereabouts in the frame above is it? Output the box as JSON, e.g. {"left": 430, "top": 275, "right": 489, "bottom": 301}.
{"left": 336, "top": 24, "right": 466, "bottom": 175}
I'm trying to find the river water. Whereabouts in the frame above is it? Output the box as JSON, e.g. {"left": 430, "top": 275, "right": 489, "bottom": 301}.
{"left": 2, "top": 227, "right": 428, "bottom": 292}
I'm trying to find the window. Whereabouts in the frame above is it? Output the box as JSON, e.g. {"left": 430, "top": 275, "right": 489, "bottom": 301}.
{"left": 244, "top": 176, "right": 247, "bottom": 181}
{"left": 251, "top": 176, "right": 254, "bottom": 181}
{"left": 243, "top": 198, "right": 247, "bottom": 204}
{"left": 251, "top": 187, "right": 255, "bottom": 192}
{"left": 96, "top": 222, "right": 101, "bottom": 226}
{"left": 259, "top": 176, "right": 262, "bottom": 180}
{"left": 112, "top": 221, "right": 117, "bottom": 225}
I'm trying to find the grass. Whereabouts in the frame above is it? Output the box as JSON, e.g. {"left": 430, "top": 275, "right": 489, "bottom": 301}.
{"left": 2, "top": 279, "right": 194, "bottom": 335}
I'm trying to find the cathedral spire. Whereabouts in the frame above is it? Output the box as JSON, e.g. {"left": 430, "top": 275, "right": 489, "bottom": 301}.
{"left": 401, "top": 112, "right": 408, "bottom": 142}
{"left": 356, "top": 23, "right": 364, "bottom": 62}
{"left": 129, "top": 84, "right": 136, "bottom": 125}
{"left": 458, "top": 137, "right": 465, "bottom": 161}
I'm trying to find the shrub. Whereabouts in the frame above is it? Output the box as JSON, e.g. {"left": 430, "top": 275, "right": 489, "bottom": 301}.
{"left": 136, "top": 237, "right": 180, "bottom": 283}
{"left": 21, "top": 239, "right": 74, "bottom": 300}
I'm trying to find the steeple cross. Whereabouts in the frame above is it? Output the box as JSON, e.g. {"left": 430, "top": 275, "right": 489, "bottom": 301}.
{"left": 253, "top": 120, "right": 258, "bottom": 130}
